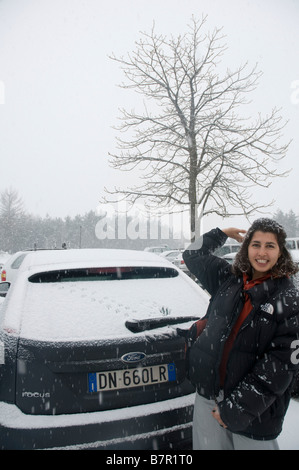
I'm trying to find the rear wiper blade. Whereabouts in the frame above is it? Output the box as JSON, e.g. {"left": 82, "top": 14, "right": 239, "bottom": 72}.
{"left": 125, "top": 316, "right": 199, "bottom": 333}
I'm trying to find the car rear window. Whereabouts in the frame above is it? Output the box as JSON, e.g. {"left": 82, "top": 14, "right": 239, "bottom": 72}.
{"left": 28, "top": 266, "right": 179, "bottom": 283}
{"left": 4, "top": 270, "right": 209, "bottom": 341}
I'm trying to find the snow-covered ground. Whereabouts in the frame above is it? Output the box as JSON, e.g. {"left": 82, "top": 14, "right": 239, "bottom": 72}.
{"left": 278, "top": 398, "right": 299, "bottom": 450}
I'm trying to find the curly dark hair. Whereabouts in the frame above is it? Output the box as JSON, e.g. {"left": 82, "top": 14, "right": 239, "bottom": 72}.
{"left": 232, "top": 218, "right": 299, "bottom": 278}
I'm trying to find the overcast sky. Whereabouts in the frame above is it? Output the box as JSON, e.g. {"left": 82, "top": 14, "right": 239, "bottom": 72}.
{"left": 0, "top": 0, "right": 298, "bottom": 232}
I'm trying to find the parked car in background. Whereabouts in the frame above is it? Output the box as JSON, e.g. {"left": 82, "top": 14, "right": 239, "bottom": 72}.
{"left": 160, "top": 249, "right": 183, "bottom": 263}
{"left": 0, "top": 251, "right": 29, "bottom": 283}
{"left": 214, "top": 241, "right": 240, "bottom": 257}
{"left": 144, "top": 245, "right": 169, "bottom": 254}
{"left": 286, "top": 237, "right": 299, "bottom": 251}
{"left": 0, "top": 253, "right": 10, "bottom": 273}
{"left": 290, "top": 249, "right": 299, "bottom": 292}
{"left": 0, "top": 248, "right": 67, "bottom": 284}
{"left": 285, "top": 238, "right": 299, "bottom": 284}
{"left": 0, "top": 248, "right": 209, "bottom": 449}
{"left": 222, "top": 252, "right": 237, "bottom": 264}
{"left": 173, "top": 253, "right": 190, "bottom": 276}
{"left": 290, "top": 249, "right": 299, "bottom": 265}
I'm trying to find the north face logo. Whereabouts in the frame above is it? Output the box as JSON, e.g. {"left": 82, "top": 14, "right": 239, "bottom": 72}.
{"left": 260, "top": 303, "right": 274, "bottom": 315}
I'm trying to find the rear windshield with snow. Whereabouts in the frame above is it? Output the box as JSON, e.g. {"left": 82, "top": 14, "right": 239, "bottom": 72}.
{"left": 28, "top": 266, "right": 178, "bottom": 283}
{"left": 4, "top": 267, "right": 209, "bottom": 342}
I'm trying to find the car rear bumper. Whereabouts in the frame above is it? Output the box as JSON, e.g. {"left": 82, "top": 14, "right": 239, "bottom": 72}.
{"left": 0, "top": 394, "right": 195, "bottom": 450}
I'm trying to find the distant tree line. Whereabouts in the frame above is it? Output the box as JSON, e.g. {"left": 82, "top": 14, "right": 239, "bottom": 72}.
{"left": 0, "top": 188, "right": 182, "bottom": 254}
{"left": 0, "top": 188, "right": 298, "bottom": 254}
{"left": 273, "top": 209, "right": 299, "bottom": 238}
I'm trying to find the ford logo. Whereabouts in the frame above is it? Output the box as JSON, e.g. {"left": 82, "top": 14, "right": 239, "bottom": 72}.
{"left": 121, "top": 352, "right": 146, "bottom": 364}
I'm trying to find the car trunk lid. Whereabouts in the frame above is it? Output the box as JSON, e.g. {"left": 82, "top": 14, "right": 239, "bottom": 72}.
{"left": 15, "top": 330, "right": 194, "bottom": 415}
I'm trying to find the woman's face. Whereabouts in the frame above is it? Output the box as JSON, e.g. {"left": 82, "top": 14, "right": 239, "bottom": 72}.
{"left": 248, "top": 231, "right": 281, "bottom": 279}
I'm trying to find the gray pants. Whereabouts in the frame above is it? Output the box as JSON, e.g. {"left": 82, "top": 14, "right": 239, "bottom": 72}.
{"left": 193, "top": 392, "right": 280, "bottom": 450}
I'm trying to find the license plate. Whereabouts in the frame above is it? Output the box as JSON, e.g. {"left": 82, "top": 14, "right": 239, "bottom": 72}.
{"left": 88, "top": 363, "right": 176, "bottom": 392}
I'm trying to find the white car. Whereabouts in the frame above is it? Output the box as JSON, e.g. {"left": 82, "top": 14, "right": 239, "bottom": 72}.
{"left": 0, "top": 248, "right": 209, "bottom": 449}
{"left": 144, "top": 245, "right": 169, "bottom": 254}
{"left": 286, "top": 238, "right": 299, "bottom": 251}
{"left": 0, "top": 253, "right": 10, "bottom": 273}
{"left": 290, "top": 250, "right": 299, "bottom": 288}
{"left": 173, "top": 253, "right": 190, "bottom": 275}
{"left": 290, "top": 249, "right": 299, "bottom": 264}
{"left": 0, "top": 251, "right": 29, "bottom": 283}
{"left": 0, "top": 249, "right": 69, "bottom": 284}
{"left": 159, "top": 249, "right": 183, "bottom": 263}
{"left": 222, "top": 252, "right": 237, "bottom": 264}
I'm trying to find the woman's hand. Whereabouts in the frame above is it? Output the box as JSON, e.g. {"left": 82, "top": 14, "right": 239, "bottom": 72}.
{"left": 212, "top": 405, "right": 228, "bottom": 428}
{"left": 222, "top": 227, "right": 247, "bottom": 243}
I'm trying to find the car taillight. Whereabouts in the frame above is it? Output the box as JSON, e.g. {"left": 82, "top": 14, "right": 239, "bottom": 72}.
{"left": 1, "top": 270, "right": 6, "bottom": 281}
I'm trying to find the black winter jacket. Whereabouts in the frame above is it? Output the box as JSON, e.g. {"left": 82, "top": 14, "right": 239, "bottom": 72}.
{"left": 183, "top": 228, "right": 299, "bottom": 440}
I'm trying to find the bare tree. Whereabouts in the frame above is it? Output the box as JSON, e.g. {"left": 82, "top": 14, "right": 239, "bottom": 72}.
{"left": 105, "top": 16, "right": 289, "bottom": 240}
{"left": 0, "top": 187, "right": 24, "bottom": 219}
{"left": 0, "top": 187, "right": 25, "bottom": 252}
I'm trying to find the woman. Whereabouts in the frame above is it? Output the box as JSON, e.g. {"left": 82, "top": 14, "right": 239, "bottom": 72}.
{"left": 183, "top": 218, "right": 299, "bottom": 450}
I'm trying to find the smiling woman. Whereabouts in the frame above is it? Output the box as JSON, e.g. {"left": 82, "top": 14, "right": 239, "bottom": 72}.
{"left": 183, "top": 219, "right": 299, "bottom": 450}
